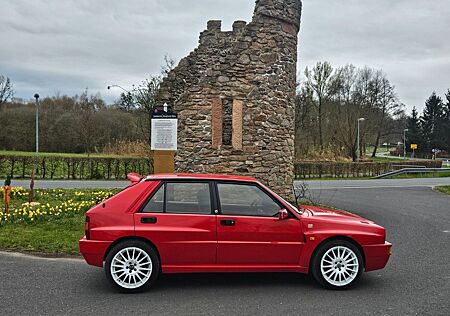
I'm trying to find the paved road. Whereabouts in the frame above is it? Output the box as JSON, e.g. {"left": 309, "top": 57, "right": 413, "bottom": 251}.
{"left": 301, "top": 177, "right": 450, "bottom": 190}
{"left": 6, "top": 177, "right": 450, "bottom": 190}
{"left": 1, "top": 182, "right": 450, "bottom": 315}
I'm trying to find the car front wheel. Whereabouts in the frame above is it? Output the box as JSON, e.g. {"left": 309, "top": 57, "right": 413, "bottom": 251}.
{"left": 105, "top": 240, "right": 160, "bottom": 293}
{"left": 311, "top": 239, "right": 363, "bottom": 290}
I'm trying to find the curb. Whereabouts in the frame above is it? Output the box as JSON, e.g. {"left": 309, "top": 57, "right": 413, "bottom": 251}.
{"left": 0, "top": 250, "right": 83, "bottom": 261}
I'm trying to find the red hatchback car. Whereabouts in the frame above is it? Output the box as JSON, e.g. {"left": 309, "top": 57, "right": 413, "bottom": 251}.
{"left": 79, "top": 174, "right": 391, "bottom": 292}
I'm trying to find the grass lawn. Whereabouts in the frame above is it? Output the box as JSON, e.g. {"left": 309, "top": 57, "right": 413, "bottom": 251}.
{"left": 0, "top": 187, "right": 120, "bottom": 255}
{"left": 434, "top": 186, "right": 450, "bottom": 195}
{"left": 0, "top": 216, "right": 85, "bottom": 254}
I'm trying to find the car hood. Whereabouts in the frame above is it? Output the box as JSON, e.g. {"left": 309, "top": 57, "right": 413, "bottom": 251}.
{"left": 303, "top": 205, "right": 373, "bottom": 224}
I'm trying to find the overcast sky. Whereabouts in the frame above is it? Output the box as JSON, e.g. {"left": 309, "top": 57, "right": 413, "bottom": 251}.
{"left": 1, "top": 0, "right": 449, "bottom": 112}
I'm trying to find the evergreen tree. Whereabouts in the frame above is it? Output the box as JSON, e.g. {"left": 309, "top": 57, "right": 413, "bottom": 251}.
{"left": 406, "top": 107, "right": 423, "bottom": 153}
{"left": 420, "top": 92, "right": 445, "bottom": 154}
{"left": 444, "top": 90, "right": 450, "bottom": 152}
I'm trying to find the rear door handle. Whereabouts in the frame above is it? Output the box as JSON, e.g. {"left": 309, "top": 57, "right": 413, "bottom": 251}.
{"left": 220, "top": 219, "right": 236, "bottom": 226}
{"left": 141, "top": 217, "right": 157, "bottom": 224}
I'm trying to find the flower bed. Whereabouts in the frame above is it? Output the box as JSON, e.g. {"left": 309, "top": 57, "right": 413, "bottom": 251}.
{"left": 0, "top": 187, "right": 117, "bottom": 225}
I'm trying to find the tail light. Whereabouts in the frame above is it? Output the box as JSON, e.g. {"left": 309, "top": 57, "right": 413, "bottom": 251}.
{"left": 85, "top": 216, "right": 91, "bottom": 240}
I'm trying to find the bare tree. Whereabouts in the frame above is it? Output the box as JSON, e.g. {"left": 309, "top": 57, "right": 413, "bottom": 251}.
{"left": 305, "top": 62, "right": 333, "bottom": 151}
{"left": 132, "top": 77, "right": 163, "bottom": 146}
{"left": 295, "top": 84, "right": 317, "bottom": 158}
{"left": 130, "top": 56, "right": 177, "bottom": 146}
{"left": 327, "top": 65, "right": 362, "bottom": 161}
{"left": 0, "top": 75, "right": 14, "bottom": 110}
{"left": 77, "top": 89, "right": 106, "bottom": 154}
{"left": 161, "top": 54, "right": 176, "bottom": 77}
{"left": 370, "top": 75, "right": 404, "bottom": 157}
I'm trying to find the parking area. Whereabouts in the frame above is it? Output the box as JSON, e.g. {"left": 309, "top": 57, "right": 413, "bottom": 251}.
{"left": 1, "top": 179, "right": 449, "bottom": 315}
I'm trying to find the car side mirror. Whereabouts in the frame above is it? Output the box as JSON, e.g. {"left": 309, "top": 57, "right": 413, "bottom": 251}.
{"left": 278, "top": 209, "right": 289, "bottom": 220}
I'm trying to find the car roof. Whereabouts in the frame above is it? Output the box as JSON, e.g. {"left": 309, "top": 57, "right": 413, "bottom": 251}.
{"left": 144, "top": 174, "right": 257, "bottom": 182}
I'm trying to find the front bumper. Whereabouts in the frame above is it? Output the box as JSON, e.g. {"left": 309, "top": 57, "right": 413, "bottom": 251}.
{"left": 362, "top": 242, "right": 392, "bottom": 272}
{"left": 79, "top": 236, "right": 112, "bottom": 268}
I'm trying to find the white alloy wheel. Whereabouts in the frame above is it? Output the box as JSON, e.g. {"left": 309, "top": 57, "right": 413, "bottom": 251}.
{"left": 110, "top": 247, "right": 153, "bottom": 289}
{"left": 320, "top": 246, "right": 359, "bottom": 287}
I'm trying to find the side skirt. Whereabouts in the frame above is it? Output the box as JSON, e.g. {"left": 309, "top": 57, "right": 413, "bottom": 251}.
{"left": 162, "top": 265, "right": 308, "bottom": 274}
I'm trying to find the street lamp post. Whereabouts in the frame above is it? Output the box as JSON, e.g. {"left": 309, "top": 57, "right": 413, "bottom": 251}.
{"left": 34, "top": 94, "right": 39, "bottom": 154}
{"left": 357, "top": 118, "right": 365, "bottom": 162}
{"left": 107, "top": 85, "right": 130, "bottom": 94}
{"left": 29, "top": 93, "right": 39, "bottom": 203}
{"left": 403, "top": 129, "right": 409, "bottom": 160}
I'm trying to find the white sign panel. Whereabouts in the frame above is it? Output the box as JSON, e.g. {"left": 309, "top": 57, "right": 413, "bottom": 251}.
{"left": 151, "top": 118, "right": 178, "bottom": 151}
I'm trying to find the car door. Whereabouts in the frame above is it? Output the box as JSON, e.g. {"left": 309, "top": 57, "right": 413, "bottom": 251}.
{"left": 134, "top": 181, "right": 217, "bottom": 266}
{"left": 216, "top": 182, "right": 303, "bottom": 265}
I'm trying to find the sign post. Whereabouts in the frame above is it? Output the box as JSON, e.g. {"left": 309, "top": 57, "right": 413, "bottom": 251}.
{"left": 410, "top": 144, "right": 418, "bottom": 159}
{"left": 151, "top": 109, "right": 178, "bottom": 174}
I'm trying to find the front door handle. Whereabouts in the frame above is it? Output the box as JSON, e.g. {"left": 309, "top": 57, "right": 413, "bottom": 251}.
{"left": 221, "top": 219, "right": 236, "bottom": 226}
{"left": 141, "top": 217, "right": 157, "bottom": 224}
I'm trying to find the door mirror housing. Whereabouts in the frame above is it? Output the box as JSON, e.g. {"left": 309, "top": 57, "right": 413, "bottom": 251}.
{"left": 278, "top": 209, "right": 289, "bottom": 220}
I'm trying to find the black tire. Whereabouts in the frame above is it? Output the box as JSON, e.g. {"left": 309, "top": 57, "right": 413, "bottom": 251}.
{"left": 311, "top": 239, "right": 363, "bottom": 290}
{"left": 105, "top": 240, "right": 160, "bottom": 293}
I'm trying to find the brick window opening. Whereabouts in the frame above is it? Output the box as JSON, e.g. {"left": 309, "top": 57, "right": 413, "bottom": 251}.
{"left": 211, "top": 97, "right": 243, "bottom": 150}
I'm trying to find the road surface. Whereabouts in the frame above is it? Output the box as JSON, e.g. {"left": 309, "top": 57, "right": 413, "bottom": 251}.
{"left": 1, "top": 179, "right": 449, "bottom": 315}
{"left": 6, "top": 177, "right": 450, "bottom": 190}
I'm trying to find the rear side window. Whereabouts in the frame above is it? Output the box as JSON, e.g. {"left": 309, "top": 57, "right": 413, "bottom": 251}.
{"left": 166, "top": 182, "right": 211, "bottom": 214}
{"left": 217, "top": 183, "right": 281, "bottom": 217}
{"left": 141, "top": 182, "right": 212, "bottom": 215}
{"left": 141, "top": 184, "right": 164, "bottom": 213}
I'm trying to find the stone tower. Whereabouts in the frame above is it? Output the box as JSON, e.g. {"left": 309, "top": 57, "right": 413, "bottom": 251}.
{"left": 159, "top": 0, "right": 302, "bottom": 198}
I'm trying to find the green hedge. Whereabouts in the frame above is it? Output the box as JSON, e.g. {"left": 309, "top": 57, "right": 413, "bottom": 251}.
{"left": 294, "top": 160, "right": 443, "bottom": 179}
{"left": 0, "top": 155, "right": 153, "bottom": 180}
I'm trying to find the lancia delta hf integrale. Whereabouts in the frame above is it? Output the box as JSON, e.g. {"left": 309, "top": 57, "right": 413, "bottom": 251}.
{"left": 79, "top": 174, "right": 391, "bottom": 292}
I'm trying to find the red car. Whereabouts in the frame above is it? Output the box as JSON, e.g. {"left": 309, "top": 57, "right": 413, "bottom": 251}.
{"left": 79, "top": 174, "right": 392, "bottom": 292}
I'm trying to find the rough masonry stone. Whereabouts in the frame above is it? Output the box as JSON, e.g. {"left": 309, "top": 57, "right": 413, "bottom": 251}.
{"left": 159, "top": 0, "right": 302, "bottom": 198}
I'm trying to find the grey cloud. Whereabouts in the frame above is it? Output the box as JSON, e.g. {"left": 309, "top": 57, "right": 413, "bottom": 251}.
{"left": 1, "top": 0, "right": 449, "bottom": 110}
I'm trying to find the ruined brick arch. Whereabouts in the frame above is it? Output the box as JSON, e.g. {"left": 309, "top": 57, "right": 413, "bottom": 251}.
{"left": 159, "top": 0, "right": 302, "bottom": 198}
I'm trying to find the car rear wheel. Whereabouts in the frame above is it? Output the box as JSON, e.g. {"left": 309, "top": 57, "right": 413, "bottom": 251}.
{"left": 311, "top": 239, "right": 363, "bottom": 290}
{"left": 105, "top": 240, "right": 160, "bottom": 293}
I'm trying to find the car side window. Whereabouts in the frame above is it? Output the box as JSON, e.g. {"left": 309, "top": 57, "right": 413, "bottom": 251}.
{"left": 165, "top": 182, "right": 212, "bottom": 214}
{"left": 217, "top": 183, "right": 282, "bottom": 217}
{"left": 142, "top": 182, "right": 212, "bottom": 214}
{"left": 141, "top": 184, "right": 164, "bottom": 213}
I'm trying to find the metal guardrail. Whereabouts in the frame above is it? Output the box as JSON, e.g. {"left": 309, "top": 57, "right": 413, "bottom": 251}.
{"left": 373, "top": 168, "right": 450, "bottom": 179}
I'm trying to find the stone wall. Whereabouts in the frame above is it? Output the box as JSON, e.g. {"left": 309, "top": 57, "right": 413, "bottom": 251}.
{"left": 159, "top": 0, "right": 302, "bottom": 198}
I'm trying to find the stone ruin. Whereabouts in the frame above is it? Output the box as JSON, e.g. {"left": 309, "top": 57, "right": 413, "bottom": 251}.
{"left": 160, "top": 0, "right": 302, "bottom": 198}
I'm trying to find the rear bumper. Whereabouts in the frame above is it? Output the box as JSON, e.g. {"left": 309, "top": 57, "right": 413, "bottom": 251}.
{"left": 79, "top": 236, "right": 112, "bottom": 268}
{"left": 362, "top": 242, "right": 392, "bottom": 272}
